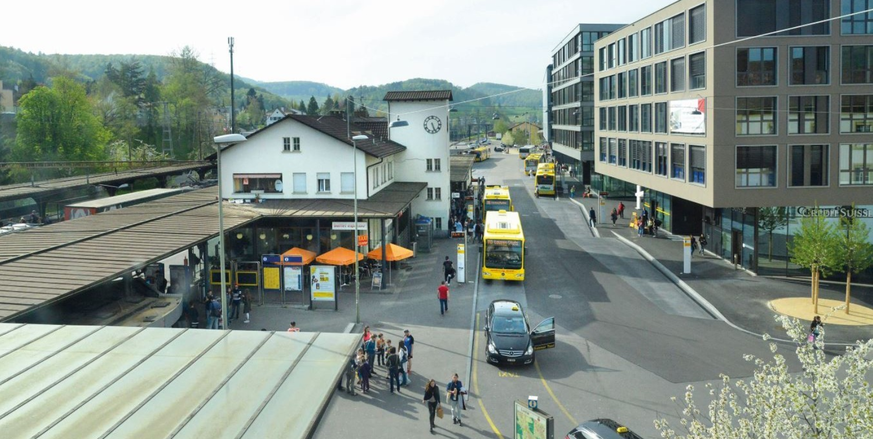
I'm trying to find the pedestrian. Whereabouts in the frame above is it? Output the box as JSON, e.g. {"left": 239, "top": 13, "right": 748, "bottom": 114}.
{"left": 642, "top": 209, "right": 649, "bottom": 230}
{"left": 438, "top": 281, "right": 450, "bottom": 315}
{"left": 647, "top": 217, "right": 655, "bottom": 236}
{"left": 386, "top": 347, "right": 401, "bottom": 393}
{"left": 398, "top": 344, "right": 409, "bottom": 386}
{"left": 362, "top": 325, "right": 372, "bottom": 343}
{"left": 569, "top": 185, "right": 576, "bottom": 199}
{"left": 229, "top": 284, "right": 242, "bottom": 322}
{"left": 422, "top": 379, "right": 443, "bottom": 433}
{"left": 206, "top": 295, "right": 221, "bottom": 329}
{"left": 476, "top": 221, "right": 484, "bottom": 242}
{"left": 691, "top": 236, "right": 698, "bottom": 255}
{"left": 618, "top": 202, "right": 625, "bottom": 218}
{"left": 637, "top": 218, "right": 644, "bottom": 237}
{"left": 698, "top": 233, "right": 707, "bottom": 256}
{"left": 443, "top": 256, "right": 454, "bottom": 283}
{"left": 287, "top": 321, "right": 300, "bottom": 332}
{"left": 589, "top": 207, "right": 597, "bottom": 228}
{"left": 376, "top": 333, "right": 385, "bottom": 367}
{"left": 187, "top": 300, "right": 199, "bottom": 328}
{"left": 242, "top": 289, "right": 252, "bottom": 323}
{"left": 446, "top": 373, "right": 465, "bottom": 427}
{"left": 344, "top": 356, "right": 357, "bottom": 396}
{"left": 809, "top": 316, "right": 823, "bottom": 347}
{"left": 654, "top": 217, "right": 662, "bottom": 238}
{"left": 364, "top": 335, "right": 378, "bottom": 377}
{"left": 359, "top": 356, "right": 372, "bottom": 393}
{"left": 445, "top": 264, "right": 456, "bottom": 286}
{"left": 610, "top": 208, "right": 618, "bottom": 227}
{"left": 404, "top": 329, "right": 415, "bottom": 374}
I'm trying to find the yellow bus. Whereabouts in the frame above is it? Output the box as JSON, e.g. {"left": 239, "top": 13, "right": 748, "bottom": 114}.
{"left": 482, "top": 210, "right": 525, "bottom": 281}
{"left": 524, "top": 153, "right": 542, "bottom": 176}
{"left": 473, "top": 146, "right": 491, "bottom": 162}
{"left": 482, "top": 185, "right": 513, "bottom": 213}
{"left": 535, "top": 163, "right": 557, "bottom": 197}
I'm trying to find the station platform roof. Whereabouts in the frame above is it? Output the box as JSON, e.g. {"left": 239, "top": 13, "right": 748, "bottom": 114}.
{"left": 0, "top": 323, "right": 358, "bottom": 438}
{"left": 238, "top": 181, "right": 427, "bottom": 218}
{"left": 450, "top": 156, "right": 475, "bottom": 183}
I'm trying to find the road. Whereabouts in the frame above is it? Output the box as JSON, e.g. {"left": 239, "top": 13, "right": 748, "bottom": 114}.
{"left": 313, "top": 148, "right": 790, "bottom": 439}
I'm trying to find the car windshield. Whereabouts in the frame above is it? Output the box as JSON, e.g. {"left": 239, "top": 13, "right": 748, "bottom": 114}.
{"left": 491, "top": 316, "right": 527, "bottom": 334}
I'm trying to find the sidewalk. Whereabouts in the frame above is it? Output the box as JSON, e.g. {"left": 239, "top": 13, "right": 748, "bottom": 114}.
{"left": 571, "top": 196, "right": 873, "bottom": 344}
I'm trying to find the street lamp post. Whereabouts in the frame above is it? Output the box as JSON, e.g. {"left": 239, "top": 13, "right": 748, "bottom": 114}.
{"left": 228, "top": 37, "right": 236, "bottom": 134}
{"left": 214, "top": 133, "right": 247, "bottom": 329}
{"left": 351, "top": 134, "right": 368, "bottom": 325}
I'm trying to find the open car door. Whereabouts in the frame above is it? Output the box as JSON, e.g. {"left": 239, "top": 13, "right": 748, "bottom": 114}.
{"left": 531, "top": 317, "right": 555, "bottom": 350}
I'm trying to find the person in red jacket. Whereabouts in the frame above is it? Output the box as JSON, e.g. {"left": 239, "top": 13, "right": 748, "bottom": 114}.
{"left": 438, "top": 281, "right": 450, "bottom": 315}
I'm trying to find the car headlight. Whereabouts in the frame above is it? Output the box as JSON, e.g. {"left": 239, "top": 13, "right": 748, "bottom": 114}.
{"left": 525, "top": 344, "right": 534, "bottom": 355}
{"left": 487, "top": 342, "right": 497, "bottom": 354}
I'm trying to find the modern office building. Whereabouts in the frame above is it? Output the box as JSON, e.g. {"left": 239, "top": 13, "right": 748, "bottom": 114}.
{"left": 549, "top": 24, "right": 624, "bottom": 185}
{"left": 594, "top": 0, "right": 873, "bottom": 275}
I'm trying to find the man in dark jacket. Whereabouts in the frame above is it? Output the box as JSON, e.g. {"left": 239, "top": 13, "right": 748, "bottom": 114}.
{"left": 386, "top": 347, "right": 401, "bottom": 394}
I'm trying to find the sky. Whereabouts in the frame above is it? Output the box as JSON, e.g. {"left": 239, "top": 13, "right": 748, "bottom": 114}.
{"left": 1, "top": 0, "right": 674, "bottom": 91}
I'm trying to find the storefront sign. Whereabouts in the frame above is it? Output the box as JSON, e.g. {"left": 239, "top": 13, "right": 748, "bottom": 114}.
{"left": 310, "top": 266, "right": 336, "bottom": 301}
{"left": 332, "top": 222, "right": 367, "bottom": 231}
{"left": 358, "top": 234, "right": 368, "bottom": 247}
{"left": 797, "top": 206, "right": 871, "bottom": 218}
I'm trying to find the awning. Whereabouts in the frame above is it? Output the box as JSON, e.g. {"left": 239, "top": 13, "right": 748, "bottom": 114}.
{"left": 366, "top": 243, "right": 413, "bottom": 262}
{"left": 315, "top": 247, "right": 365, "bottom": 266}
{"left": 278, "top": 247, "right": 316, "bottom": 266}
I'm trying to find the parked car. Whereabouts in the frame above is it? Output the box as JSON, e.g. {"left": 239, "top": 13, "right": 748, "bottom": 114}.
{"left": 494, "top": 145, "right": 505, "bottom": 152}
{"left": 484, "top": 299, "right": 554, "bottom": 365}
{"left": 565, "top": 419, "right": 644, "bottom": 439}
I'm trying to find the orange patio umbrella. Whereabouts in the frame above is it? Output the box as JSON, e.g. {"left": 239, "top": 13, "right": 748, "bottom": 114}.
{"left": 316, "top": 247, "right": 365, "bottom": 266}
{"left": 366, "top": 243, "right": 413, "bottom": 262}
{"left": 278, "top": 247, "right": 316, "bottom": 266}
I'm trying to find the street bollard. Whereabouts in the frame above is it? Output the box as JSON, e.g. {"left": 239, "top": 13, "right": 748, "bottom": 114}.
{"left": 733, "top": 254, "right": 738, "bottom": 270}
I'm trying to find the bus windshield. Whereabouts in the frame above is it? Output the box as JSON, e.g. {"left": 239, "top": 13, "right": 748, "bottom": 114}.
{"left": 485, "top": 239, "right": 523, "bottom": 269}
{"left": 484, "top": 199, "right": 510, "bottom": 212}
{"left": 536, "top": 174, "right": 554, "bottom": 185}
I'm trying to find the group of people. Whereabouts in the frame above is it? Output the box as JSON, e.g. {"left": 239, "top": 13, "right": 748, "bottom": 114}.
{"left": 452, "top": 217, "right": 484, "bottom": 242}
{"left": 690, "top": 233, "right": 708, "bottom": 256}
{"left": 343, "top": 326, "right": 415, "bottom": 396}
{"left": 187, "top": 283, "right": 253, "bottom": 329}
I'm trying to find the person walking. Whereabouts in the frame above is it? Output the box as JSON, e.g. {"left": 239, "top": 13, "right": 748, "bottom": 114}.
{"left": 422, "top": 379, "right": 442, "bottom": 434}
{"left": 438, "top": 281, "right": 450, "bottom": 315}
{"left": 610, "top": 208, "right": 618, "bottom": 227}
{"left": 242, "top": 289, "right": 252, "bottom": 323}
{"left": 809, "top": 315, "right": 823, "bottom": 347}
{"left": 229, "top": 284, "right": 242, "bottom": 322}
{"left": 446, "top": 373, "right": 465, "bottom": 426}
{"left": 698, "top": 233, "right": 707, "bottom": 256}
{"left": 618, "top": 201, "right": 625, "bottom": 218}
{"left": 404, "top": 329, "right": 415, "bottom": 374}
{"left": 386, "top": 347, "right": 401, "bottom": 394}
{"left": 691, "top": 236, "right": 698, "bottom": 256}
{"left": 443, "top": 257, "right": 454, "bottom": 283}
{"left": 569, "top": 185, "right": 576, "bottom": 199}
{"left": 187, "top": 300, "right": 200, "bottom": 328}
{"left": 589, "top": 207, "right": 597, "bottom": 228}
{"left": 206, "top": 295, "right": 221, "bottom": 329}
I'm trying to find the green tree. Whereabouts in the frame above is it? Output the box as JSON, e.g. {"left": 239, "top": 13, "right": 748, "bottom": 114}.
{"left": 321, "top": 95, "right": 335, "bottom": 115}
{"left": 306, "top": 96, "right": 319, "bottom": 116}
{"left": 297, "top": 99, "right": 306, "bottom": 112}
{"left": 758, "top": 207, "right": 788, "bottom": 262}
{"left": 493, "top": 119, "right": 508, "bottom": 135}
{"left": 835, "top": 207, "right": 873, "bottom": 314}
{"left": 789, "top": 209, "right": 840, "bottom": 314}
{"left": 502, "top": 131, "right": 515, "bottom": 147}
{"left": 162, "top": 46, "right": 223, "bottom": 158}
{"left": 655, "top": 315, "right": 873, "bottom": 439}
{"left": 12, "top": 77, "right": 109, "bottom": 176}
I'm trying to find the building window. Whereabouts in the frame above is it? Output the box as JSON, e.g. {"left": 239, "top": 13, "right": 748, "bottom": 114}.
{"left": 789, "top": 96, "right": 829, "bottom": 134}
{"left": 842, "top": 0, "right": 873, "bottom": 34}
{"left": 435, "top": 218, "right": 442, "bottom": 230}
{"left": 671, "top": 57, "right": 685, "bottom": 92}
{"left": 736, "top": 145, "right": 777, "bottom": 187}
{"left": 641, "top": 103, "right": 652, "bottom": 132}
{"left": 655, "top": 62, "right": 667, "bottom": 94}
{"left": 690, "top": 145, "right": 705, "bottom": 184}
{"left": 790, "top": 46, "right": 829, "bottom": 85}
{"left": 293, "top": 172, "right": 307, "bottom": 193}
{"left": 656, "top": 142, "right": 668, "bottom": 176}
{"left": 671, "top": 143, "right": 685, "bottom": 180}
{"left": 608, "top": 107, "right": 617, "bottom": 131}
{"left": 655, "top": 13, "right": 685, "bottom": 54}
{"left": 689, "top": 4, "right": 706, "bottom": 44}
{"left": 599, "top": 47, "right": 606, "bottom": 71}
{"left": 599, "top": 77, "right": 609, "bottom": 101}
{"left": 599, "top": 108, "right": 608, "bottom": 130}
{"left": 608, "top": 43, "right": 616, "bottom": 69}
{"left": 628, "top": 33, "right": 639, "bottom": 62}
{"left": 642, "top": 140, "right": 652, "bottom": 172}
{"left": 629, "top": 105, "right": 639, "bottom": 132}
{"left": 736, "top": 97, "right": 777, "bottom": 135}
{"left": 609, "top": 138, "right": 617, "bottom": 164}
{"left": 618, "top": 38, "right": 626, "bottom": 66}
{"left": 600, "top": 137, "right": 608, "bottom": 162}
{"left": 609, "top": 75, "right": 617, "bottom": 100}
{"left": 790, "top": 145, "right": 829, "bottom": 186}
{"left": 317, "top": 173, "right": 331, "bottom": 192}
{"left": 841, "top": 95, "right": 873, "bottom": 133}
{"left": 840, "top": 143, "right": 873, "bottom": 185}
{"left": 631, "top": 140, "right": 641, "bottom": 170}
{"left": 232, "top": 173, "right": 283, "bottom": 193}
{"left": 283, "top": 137, "right": 291, "bottom": 152}
{"left": 618, "top": 106, "right": 627, "bottom": 131}
{"left": 737, "top": 0, "right": 830, "bottom": 37}
{"left": 689, "top": 52, "right": 706, "bottom": 89}
{"left": 655, "top": 102, "right": 668, "bottom": 133}
{"left": 427, "top": 188, "right": 434, "bottom": 200}
{"left": 641, "top": 65, "right": 652, "bottom": 95}
{"left": 628, "top": 69, "right": 638, "bottom": 97}
{"left": 618, "top": 139, "right": 627, "bottom": 167}
{"left": 842, "top": 45, "right": 873, "bottom": 84}
{"left": 618, "top": 72, "right": 627, "bottom": 98}
{"left": 737, "top": 48, "right": 777, "bottom": 86}
{"left": 293, "top": 137, "right": 301, "bottom": 152}
{"left": 434, "top": 158, "right": 441, "bottom": 171}
{"left": 341, "top": 172, "right": 355, "bottom": 193}
{"left": 640, "top": 27, "right": 652, "bottom": 59}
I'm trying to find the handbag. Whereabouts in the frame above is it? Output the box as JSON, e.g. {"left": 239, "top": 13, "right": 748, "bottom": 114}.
{"left": 436, "top": 406, "right": 444, "bottom": 419}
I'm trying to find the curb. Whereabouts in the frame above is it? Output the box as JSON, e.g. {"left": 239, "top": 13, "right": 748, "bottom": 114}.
{"left": 465, "top": 247, "right": 481, "bottom": 398}
{"left": 568, "top": 198, "right": 600, "bottom": 238}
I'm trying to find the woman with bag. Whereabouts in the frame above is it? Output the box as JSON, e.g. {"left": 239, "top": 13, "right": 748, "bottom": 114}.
{"left": 422, "top": 378, "right": 442, "bottom": 433}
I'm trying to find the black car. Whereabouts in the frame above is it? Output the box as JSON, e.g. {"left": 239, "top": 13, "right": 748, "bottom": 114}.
{"left": 484, "top": 300, "right": 554, "bottom": 365}
{"left": 494, "top": 145, "right": 505, "bottom": 152}
{"left": 565, "top": 419, "right": 644, "bottom": 439}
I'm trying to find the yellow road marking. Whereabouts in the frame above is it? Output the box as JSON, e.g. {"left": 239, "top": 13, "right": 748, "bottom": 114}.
{"left": 473, "top": 312, "right": 503, "bottom": 438}
{"left": 535, "top": 360, "right": 577, "bottom": 425}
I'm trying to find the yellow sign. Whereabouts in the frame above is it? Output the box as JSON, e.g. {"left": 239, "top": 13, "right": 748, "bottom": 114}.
{"left": 263, "top": 267, "right": 280, "bottom": 290}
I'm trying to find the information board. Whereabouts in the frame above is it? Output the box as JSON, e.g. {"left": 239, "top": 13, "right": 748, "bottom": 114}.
{"left": 309, "top": 266, "right": 336, "bottom": 302}
{"left": 284, "top": 266, "right": 302, "bottom": 291}
{"left": 514, "top": 400, "right": 553, "bottom": 439}
{"left": 263, "top": 267, "right": 280, "bottom": 290}
{"left": 371, "top": 271, "right": 383, "bottom": 290}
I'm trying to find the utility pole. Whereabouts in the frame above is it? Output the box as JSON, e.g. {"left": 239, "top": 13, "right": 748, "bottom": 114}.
{"left": 228, "top": 37, "right": 236, "bottom": 134}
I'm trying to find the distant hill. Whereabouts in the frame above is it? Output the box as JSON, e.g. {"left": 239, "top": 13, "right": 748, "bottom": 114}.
{"left": 242, "top": 79, "right": 344, "bottom": 105}
{"left": 468, "top": 82, "right": 541, "bottom": 110}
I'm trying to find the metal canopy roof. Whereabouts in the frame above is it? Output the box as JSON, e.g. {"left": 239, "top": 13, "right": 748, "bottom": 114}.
{"left": 0, "top": 323, "right": 358, "bottom": 438}
{"left": 450, "top": 156, "right": 475, "bottom": 183}
{"left": 239, "top": 181, "right": 426, "bottom": 218}
{"left": 0, "top": 163, "right": 212, "bottom": 203}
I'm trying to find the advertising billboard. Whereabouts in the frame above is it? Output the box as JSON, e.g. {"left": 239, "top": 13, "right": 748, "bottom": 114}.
{"left": 309, "top": 265, "right": 336, "bottom": 302}
{"left": 669, "top": 98, "right": 706, "bottom": 135}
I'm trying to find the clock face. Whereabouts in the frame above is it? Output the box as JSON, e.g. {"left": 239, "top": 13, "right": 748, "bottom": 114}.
{"left": 423, "top": 115, "right": 442, "bottom": 134}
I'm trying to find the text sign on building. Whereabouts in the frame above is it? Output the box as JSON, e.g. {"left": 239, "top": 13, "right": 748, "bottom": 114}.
{"left": 332, "top": 221, "right": 367, "bottom": 231}
{"left": 358, "top": 234, "right": 368, "bottom": 247}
